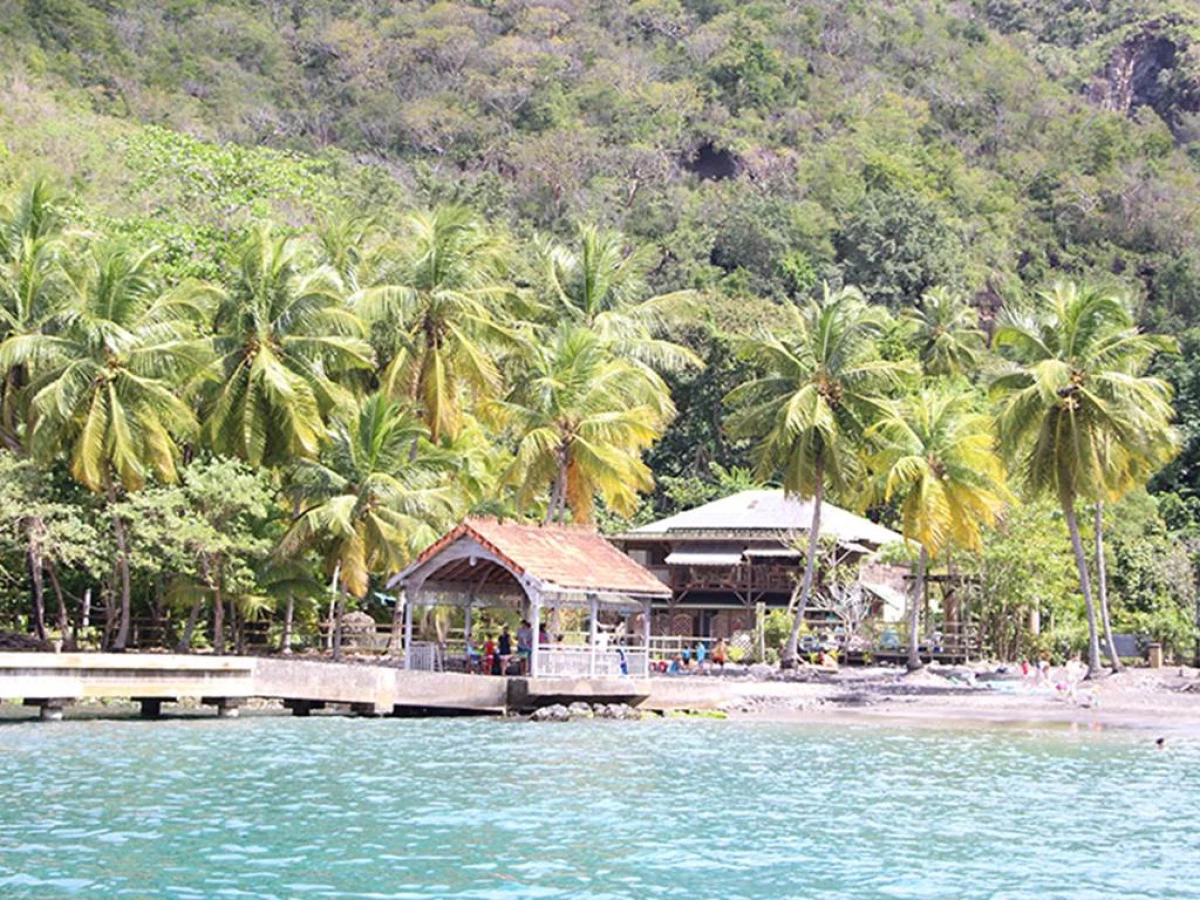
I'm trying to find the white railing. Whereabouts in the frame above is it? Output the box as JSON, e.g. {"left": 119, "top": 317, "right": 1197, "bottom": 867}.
{"left": 407, "top": 641, "right": 443, "bottom": 672}
{"left": 536, "top": 645, "right": 648, "bottom": 678}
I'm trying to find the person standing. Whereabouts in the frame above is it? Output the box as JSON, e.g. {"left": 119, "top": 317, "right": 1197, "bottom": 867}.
{"left": 498, "top": 626, "right": 513, "bottom": 675}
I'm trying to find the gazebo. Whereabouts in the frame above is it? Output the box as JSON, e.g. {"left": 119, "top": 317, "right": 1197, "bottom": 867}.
{"left": 388, "top": 517, "right": 672, "bottom": 677}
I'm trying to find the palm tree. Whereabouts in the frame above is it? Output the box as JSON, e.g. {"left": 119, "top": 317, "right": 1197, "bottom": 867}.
{"left": 902, "top": 286, "right": 986, "bottom": 378}
{"left": 992, "top": 282, "right": 1177, "bottom": 678}
{"left": 1091, "top": 410, "right": 1179, "bottom": 671}
{"left": 541, "top": 223, "right": 700, "bottom": 374}
{"left": 204, "top": 224, "right": 375, "bottom": 467}
{"left": 867, "top": 389, "right": 1011, "bottom": 670}
{"left": 281, "top": 393, "right": 457, "bottom": 656}
{"left": 725, "top": 285, "right": 913, "bottom": 667}
{"left": 498, "top": 325, "right": 670, "bottom": 523}
{"left": 0, "top": 243, "right": 212, "bottom": 648}
{"left": 0, "top": 179, "right": 67, "bottom": 445}
{"left": 355, "top": 206, "right": 516, "bottom": 442}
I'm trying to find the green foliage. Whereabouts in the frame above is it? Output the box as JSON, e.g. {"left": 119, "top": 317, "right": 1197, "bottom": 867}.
{"left": 0, "top": 0, "right": 1199, "bottom": 660}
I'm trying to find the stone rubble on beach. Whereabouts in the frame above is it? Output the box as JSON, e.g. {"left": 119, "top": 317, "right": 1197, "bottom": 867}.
{"left": 719, "top": 694, "right": 826, "bottom": 716}
{"left": 529, "top": 702, "right": 644, "bottom": 722}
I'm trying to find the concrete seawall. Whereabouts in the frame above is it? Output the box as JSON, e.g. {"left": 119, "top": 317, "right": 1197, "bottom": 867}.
{"left": 0, "top": 653, "right": 729, "bottom": 718}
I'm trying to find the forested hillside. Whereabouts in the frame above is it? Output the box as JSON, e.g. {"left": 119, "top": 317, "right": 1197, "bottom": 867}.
{"left": 0, "top": 0, "right": 1198, "bottom": 664}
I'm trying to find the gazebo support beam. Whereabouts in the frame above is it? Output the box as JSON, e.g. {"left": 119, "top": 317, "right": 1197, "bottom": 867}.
{"left": 530, "top": 587, "right": 542, "bottom": 677}
{"left": 403, "top": 590, "right": 414, "bottom": 670}
{"left": 589, "top": 594, "right": 599, "bottom": 676}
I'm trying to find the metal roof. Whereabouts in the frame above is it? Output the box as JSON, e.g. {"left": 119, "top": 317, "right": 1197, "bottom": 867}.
{"left": 625, "top": 490, "right": 903, "bottom": 548}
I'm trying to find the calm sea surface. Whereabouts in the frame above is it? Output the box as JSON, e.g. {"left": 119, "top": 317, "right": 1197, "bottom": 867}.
{"left": 1, "top": 715, "right": 1197, "bottom": 899}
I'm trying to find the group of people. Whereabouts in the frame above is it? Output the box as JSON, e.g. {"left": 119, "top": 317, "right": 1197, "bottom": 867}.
{"left": 470, "top": 620, "right": 553, "bottom": 676}
{"left": 657, "top": 638, "right": 729, "bottom": 675}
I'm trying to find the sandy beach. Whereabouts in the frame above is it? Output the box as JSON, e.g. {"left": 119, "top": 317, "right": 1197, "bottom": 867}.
{"left": 706, "top": 664, "right": 1200, "bottom": 735}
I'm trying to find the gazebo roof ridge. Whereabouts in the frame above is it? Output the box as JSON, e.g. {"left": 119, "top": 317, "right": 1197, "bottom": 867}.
{"left": 391, "top": 515, "right": 672, "bottom": 599}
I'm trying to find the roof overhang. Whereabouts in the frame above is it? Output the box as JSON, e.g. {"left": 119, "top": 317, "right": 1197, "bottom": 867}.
{"left": 664, "top": 544, "right": 744, "bottom": 566}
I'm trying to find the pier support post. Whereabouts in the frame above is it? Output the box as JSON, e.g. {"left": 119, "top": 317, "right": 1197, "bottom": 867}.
{"left": 351, "top": 701, "right": 391, "bottom": 717}
{"left": 284, "top": 699, "right": 324, "bottom": 717}
{"left": 203, "top": 697, "right": 241, "bottom": 718}
{"left": 137, "top": 698, "right": 165, "bottom": 719}
{"left": 24, "top": 699, "right": 68, "bottom": 721}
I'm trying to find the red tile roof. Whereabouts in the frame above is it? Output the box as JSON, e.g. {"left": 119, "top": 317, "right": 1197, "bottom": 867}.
{"left": 411, "top": 517, "right": 671, "bottom": 597}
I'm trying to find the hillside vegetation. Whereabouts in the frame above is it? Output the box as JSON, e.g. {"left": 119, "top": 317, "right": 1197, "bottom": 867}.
{"left": 0, "top": 0, "right": 1197, "bottom": 664}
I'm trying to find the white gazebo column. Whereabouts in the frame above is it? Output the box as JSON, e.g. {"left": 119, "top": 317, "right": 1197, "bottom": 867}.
{"left": 588, "top": 594, "right": 599, "bottom": 676}
{"left": 642, "top": 599, "right": 653, "bottom": 677}
{"left": 403, "top": 589, "right": 415, "bottom": 670}
{"left": 529, "top": 588, "right": 542, "bottom": 677}
{"left": 464, "top": 596, "right": 473, "bottom": 647}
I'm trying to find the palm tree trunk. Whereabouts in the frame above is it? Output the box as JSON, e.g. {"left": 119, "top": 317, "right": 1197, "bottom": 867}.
{"left": 387, "top": 590, "right": 404, "bottom": 657}
{"left": 281, "top": 593, "right": 295, "bottom": 654}
{"left": 331, "top": 581, "right": 348, "bottom": 662}
{"left": 105, "top": 477, "right": 133, "bottom": 652}
{"left": 46, "top": 561, "right": 71, "bottom": 646}
{"left": 232, "top": 595, "right": 244, "bottom": 655}
{"left": 1064, "top": 498, "right": 1103, "bottom": 678}
{"left": 907, "top": 545, "right": 929, "bottom": 671}
{"left": 782, "top": 467, "right": 823, "bottom": 669}
{"left": 545, "top": 447, "right": 568, "bottom": 524}
{"left": 177, "top": 596, "right": 203, "bottom": 652}
{"left": 27, "top": 540, "right": 47, "bottom": 642}
{"left": 1094, "top": 502, "right": 1122, "bottom": 673}
{"left": 213, "top": 576, "right": 225, "bottom": 655}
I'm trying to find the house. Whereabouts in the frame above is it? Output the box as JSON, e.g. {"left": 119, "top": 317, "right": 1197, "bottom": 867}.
{"left": 611, "top": 490, "right": 907, "bottom": 640}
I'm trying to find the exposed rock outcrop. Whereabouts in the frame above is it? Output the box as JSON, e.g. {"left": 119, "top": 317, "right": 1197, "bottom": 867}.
{"left": 1088, "top": 21, "right": 1200, "bottom": 140}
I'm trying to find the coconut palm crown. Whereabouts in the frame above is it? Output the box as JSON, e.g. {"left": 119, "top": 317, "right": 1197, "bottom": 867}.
{"left": 282, "top": 393, "right": 457, "bottom": 599}
{"left": 902, "top": 286, "right": 986, "bottom": 378}
{"left": 204, "top": 224, "right": 375, "bottom": 467}
{"left": 357, "top": 206, "right": 517, "bottom": 443}
{"left": 498, "top": 324, "right": 670, "bottom": 523}
{"left": 2, "top": 243, "right": 212, "bottom": 491}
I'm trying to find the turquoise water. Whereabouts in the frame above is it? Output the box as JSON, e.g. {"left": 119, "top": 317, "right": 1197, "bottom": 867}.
{"left": 1, "top": 716, "right": 1197, "bottom": 899}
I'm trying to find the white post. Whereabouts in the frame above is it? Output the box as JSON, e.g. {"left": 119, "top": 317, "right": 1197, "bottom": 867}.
{"left": 530, "top": 589, "right": 542, "bottom": 678}
{"left": 643, "top": 598, "right": 652, "bottom": 676}
{"left": 589, "top": 595, "right": 599, "bottom": 676}
{"left": 465, "top": 597, "right": 473, "bottom": 647}
{"left": 403, "top": 589, "right": 414, "bottom": 670}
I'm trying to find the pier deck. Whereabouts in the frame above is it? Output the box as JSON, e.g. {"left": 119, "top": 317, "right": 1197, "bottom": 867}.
{"left": 0, "top": 653, "right": 662, "bottom": 718}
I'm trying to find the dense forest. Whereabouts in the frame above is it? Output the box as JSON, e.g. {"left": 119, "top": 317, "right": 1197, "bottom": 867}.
{"left": 0, "top": 0, "right": 1198, "bottom": 667}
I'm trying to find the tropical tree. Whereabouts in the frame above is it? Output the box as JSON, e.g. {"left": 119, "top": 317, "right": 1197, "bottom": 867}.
{"left": 540, "top": 223, "right": 700, "bottom": 373}
{"left": 902, "top": 286, "right": 986, "bottom": 379}
{"left": 0, "top": 179, "right": 67, "bottom": 445}
{"left": 992, "top": 282, "right": 1177, "bottom": 678}
{"left": 204, "top": 224, "right": 375, "bottom": 467}
{"left": 867, "top": 389, "right": 1011, "bottom": 669}
{"left": 725, "top": 285, "right": 913, "bottom": 667}
{"left": 357, "top": 206, "right": 516, "bottom": 442}
{"left": 281, "top": 393, "right": 457, "bottom": 657}
{"left": 1091, "top": 404, "right": 1179, "bottom": 670}
{"left": 0, "top": 243, "right": 212, "bottom": 648}
{"left": 499, "top": 325, "right": 671, "bottom": 523}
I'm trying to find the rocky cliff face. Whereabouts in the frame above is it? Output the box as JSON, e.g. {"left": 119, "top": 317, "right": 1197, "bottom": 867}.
{"left": 1088, "top": 22, "right": 1200, "bottom": 140}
